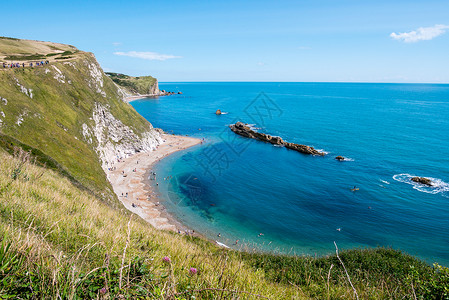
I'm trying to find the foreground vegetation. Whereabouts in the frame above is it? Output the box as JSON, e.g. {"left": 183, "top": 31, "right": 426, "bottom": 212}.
{"left": 1, "top": 149, "right": 448, "bottom": 299}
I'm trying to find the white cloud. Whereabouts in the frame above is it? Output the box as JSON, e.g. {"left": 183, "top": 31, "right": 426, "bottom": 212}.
{"left": 112, "top": 42, "right": 122, "bottom": 46}
{"left": 257, "top": 62, "right": 265, "bottom": 66}
{"left": 390, "top": 24, "right": 449, "bottom": 43}
{"left": 114, "top": 51, "right": 182, "bottom": 61}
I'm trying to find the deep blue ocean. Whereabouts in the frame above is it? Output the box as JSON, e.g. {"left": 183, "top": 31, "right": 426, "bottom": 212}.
{"left": 131, "top": 82, "right": 449, "bottom": 265}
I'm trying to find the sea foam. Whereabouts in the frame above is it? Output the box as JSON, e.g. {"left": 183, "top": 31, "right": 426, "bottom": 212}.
{"left": 393, "top": 173, "right": 449, "bottom": 196}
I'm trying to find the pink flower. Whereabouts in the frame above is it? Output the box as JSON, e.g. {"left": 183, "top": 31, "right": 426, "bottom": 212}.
{"left": 100, "top": 287, "right": 107, "bottom": 294}
{"left": 189, "top": 267, "right": 198, "bottom": 275}
{"left": 162, "top": 256, "right": 171, "bottom": 263}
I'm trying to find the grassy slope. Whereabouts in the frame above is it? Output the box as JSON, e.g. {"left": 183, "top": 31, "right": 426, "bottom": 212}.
{"left": 1, "top": 150, "right": 448, "bottom": 299}
{"left": 0, "top": 150, "right": 298, "bottom": 299}
{"left": 0, "top": 40, "right": 155, "bottom": 206}
{"left": 105, "top": 72, "right": 157, "bottom": 95}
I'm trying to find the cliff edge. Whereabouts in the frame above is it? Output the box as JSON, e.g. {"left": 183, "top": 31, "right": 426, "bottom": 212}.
{"left": 0, "top": 37, "right": 162, "bottom": 205}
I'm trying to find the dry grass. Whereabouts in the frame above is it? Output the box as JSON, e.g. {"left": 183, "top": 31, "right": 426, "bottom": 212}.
{"left": 1, "top": 149, "right": 446, "bottom": 299}
{"left": 0, "top": 37, "right": 76, "bottom": 61}
{"left": 0, "top": 149, "right": 300, "bottom": 299}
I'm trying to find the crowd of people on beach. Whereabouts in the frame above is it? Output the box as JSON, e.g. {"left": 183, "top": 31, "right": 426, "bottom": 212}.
{"left": 2, "top": 60, "right": 50, "bottom": 69}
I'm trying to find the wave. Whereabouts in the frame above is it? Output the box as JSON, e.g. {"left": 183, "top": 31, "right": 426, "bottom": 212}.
{"left": 247, "top": 124, "right": 262, "bottom": 130}
{"left": 380, "top": 179, "right": 390, "bottom": 185}
{"left": 339, "top": 157, "right": 354, "bottom": 162}
{"left": 392, "top": 173, "right": 449, "bottom": 195}
{"left": 315, "top": 149, "right": 329, "bottom": 155}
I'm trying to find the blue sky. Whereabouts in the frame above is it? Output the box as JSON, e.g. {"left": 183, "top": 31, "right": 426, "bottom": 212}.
{"left": 1, "top": 0, "right": 448, "bottom": 82}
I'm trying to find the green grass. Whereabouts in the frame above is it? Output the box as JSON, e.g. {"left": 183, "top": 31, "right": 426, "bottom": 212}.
{"left": 4, "top": 54, "right": 46, "bottom": 61}
{"left": 1, "top": 149, "right": 448, "bottom": 299}
{"left": 46, "top": 53, "right": 60, "bottom": 57}
{"left": 238, "top": 248, "right": 449, "bottom": 299}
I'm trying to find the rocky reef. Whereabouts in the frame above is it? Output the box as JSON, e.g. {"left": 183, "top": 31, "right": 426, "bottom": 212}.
{"left": 411, "top": 177, "right": 433, "bottom": 186}
{"left": 229, "top": 122, "right": 326, "bottom": 156}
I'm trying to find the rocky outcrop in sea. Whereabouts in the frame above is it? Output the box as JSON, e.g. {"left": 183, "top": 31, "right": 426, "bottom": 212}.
{"left": 411, "top": 177, "right": 433, "bottom": 186}
{"left": 229, "top": 122, "right": 326, "bottom": 156}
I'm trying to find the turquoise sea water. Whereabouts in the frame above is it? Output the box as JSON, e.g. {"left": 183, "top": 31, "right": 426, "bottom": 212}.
{"left": 131, "top": 83, "right": 449, "bottom": 265}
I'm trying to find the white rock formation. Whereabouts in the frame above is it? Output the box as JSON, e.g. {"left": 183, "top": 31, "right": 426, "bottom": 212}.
{"left": 16, "top": 111, "right": 27, "bottom": 126}
{"left": 114, "top": 83, "right": 132, "bottom": 101}
{"left": 15, "top": 78, "right": 33, "bottom": 99}
{"left": 52, "top": 66, "right": 66, "bottom": 83}
{"left": 0, "top": 111, "right": 4, "bottom": 126}
{"left": 64, "top": 61, "right": 77, "bottom": 70}
{"left": 85, "top": 58, "right": 106, "bottom": 97}
{"left": 84, "top": 103, "right": 162, "bottom": 171}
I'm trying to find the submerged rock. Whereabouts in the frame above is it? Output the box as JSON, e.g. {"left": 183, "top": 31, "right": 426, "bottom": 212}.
{"left": 229, "top": 122, "right": 326, "bottom": 156}
{"left": 215, "top": 109, "right": 222, "bottom": 115}
{"left": 411, "top": 177, "right": 433, "bottom": 186}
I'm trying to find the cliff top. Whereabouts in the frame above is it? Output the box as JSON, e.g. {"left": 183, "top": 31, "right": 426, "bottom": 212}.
{"left": 0, "top": 36, "right": 81, "bottom": 63}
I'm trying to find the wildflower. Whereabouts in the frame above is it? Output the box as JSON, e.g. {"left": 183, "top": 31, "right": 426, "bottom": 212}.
{"left": 189, "top": 267, "right": 198, "bottom": 275}
{"left": 162, "top": 256, "right": 171, "bottom": 263}
{"left": 100, "top": 287, "right": 107, "bottom": 294}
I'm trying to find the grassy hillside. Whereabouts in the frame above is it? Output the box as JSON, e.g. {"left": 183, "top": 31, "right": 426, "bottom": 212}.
{"left": 0, "top": 149, "right": 298, "bottom": 299}
{"left": 106, "top": 72, "right": 158, "bottom": 95}
{"left": 0, "top": 38, "right": 158, "bottom": 206}
{"left": 1, "top": 150, "right": 448, "bottom": 299}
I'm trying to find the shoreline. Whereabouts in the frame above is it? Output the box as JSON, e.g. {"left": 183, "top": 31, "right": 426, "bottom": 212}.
{"left": 124, "top": 94, "right": 160, "bottom": 103}
{"left": 108, "top": 133, "right": 202, "bottom": 232}
{"left": 124, "top": 91, "right": 178, "bottom": 103}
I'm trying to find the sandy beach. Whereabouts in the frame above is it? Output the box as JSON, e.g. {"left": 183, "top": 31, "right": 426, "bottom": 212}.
{"left": 108, "top": 133, "right": 202, "bottom": 231}
{"left": 124, "top": 94, "right": 158, "bottom": 102}
{"left": 125, "top": 93, "right": 176, "bottom": 103}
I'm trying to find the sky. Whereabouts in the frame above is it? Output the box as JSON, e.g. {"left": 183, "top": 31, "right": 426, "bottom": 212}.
{"left": 1, "top": 0, "right": 448, "bottom": 83}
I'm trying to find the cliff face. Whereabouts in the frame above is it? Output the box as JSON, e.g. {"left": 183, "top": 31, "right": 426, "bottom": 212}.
{"left": 0, "top": 38, "right": 161, "bottom": 205}
{"left": 86, "top": 102, "right": 162, "bottom": 171}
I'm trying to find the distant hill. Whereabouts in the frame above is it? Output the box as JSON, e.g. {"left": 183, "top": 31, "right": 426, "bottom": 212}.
{"left": 106, "top": 72, "right": 160, "bottom": 96}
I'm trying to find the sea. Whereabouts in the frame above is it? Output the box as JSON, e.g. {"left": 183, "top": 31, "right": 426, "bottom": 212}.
{"left": 130, "top": 82, "right": 449, "bottom": 266}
